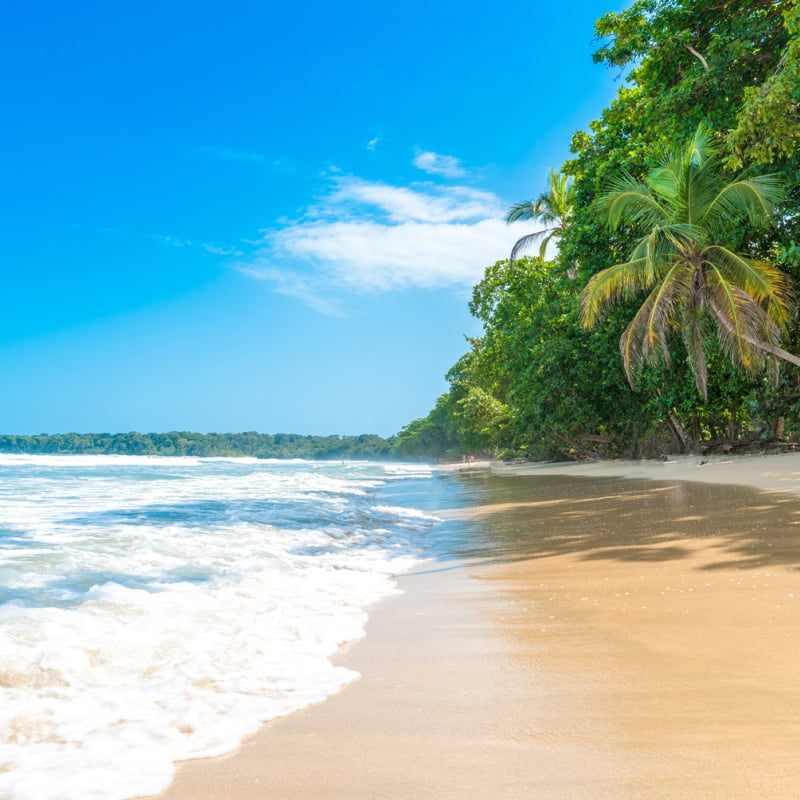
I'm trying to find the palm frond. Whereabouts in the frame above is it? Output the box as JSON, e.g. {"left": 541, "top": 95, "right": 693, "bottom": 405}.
{"left": 595, "top": 175, "right": 670, "bottom": 231}
{"left": 620, "top": 295, "right": 662, "bottom": 389}
{"left": 684, "top": 123, "right": 718, "bottom": 170}
{"left": 663, "top": 222, "right": 705, "bottom": 245}
{"left": 640, "top": 262, "right": 692, "bottom": 350}
{"left": 545, "top": 169, "right": 575, "bottom": 219}
{"left": 704, "top": 272, "right": 772, "bottom": 374}
{"left": 535, "top": 230, "right": 559, "bottom": 260}
{"left": 682, "top": 310, "right": 709, "bottom": 400}
{"left": 659, "top": 224, "right": 701, "bottom": 255}
{"left": 581, "top": 257, "right": 657, "bottom": 328}
{"left": 509, "top": 227, "right": 559, "bottom": 262}
{"left": 648, "top": 162, "right": 681, "bottom": 206}
{"left": 704, "top": 246, "right": 793, "bottom": 326}
{"left": 707, "top": 288, "right": 800, "bottom": 371}
{"left": 703, "top": 174, "right": 785, "bottom": 230}
{"left": 505, "top": 199, "right": 542, "bottom": 224}
{"left": 630, "top": 228, "right": 677, "bottom": 283}
{"left": 618, "top": 265, "right": 689, "bottom": 388}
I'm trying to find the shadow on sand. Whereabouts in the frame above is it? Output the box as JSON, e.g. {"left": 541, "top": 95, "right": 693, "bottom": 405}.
{"left": 427, "top": 471, "right": 800, "bottom": 573}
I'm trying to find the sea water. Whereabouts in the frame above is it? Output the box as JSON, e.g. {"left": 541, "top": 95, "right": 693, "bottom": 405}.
{"left": 0, "top": 455, "right": 445, "bottom": 800}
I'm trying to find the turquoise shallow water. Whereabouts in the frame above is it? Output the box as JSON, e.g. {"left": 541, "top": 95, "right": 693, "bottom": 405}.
{"left": 0, "top": 455, "right": 464, "bottom": 800}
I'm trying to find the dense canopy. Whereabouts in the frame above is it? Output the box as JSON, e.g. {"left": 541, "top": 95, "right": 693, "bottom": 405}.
{"left": 399, "top": 0, "right": 800, "bottom": 460}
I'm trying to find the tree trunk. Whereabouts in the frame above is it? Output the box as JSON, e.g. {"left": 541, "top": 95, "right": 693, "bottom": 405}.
{"left": 655, "top": 389, "right": 691, "bottom": 451}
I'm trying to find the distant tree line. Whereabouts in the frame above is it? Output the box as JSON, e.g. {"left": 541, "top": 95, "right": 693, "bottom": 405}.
{"left": 0, "top": 431, "right": 404, "bottom": 460}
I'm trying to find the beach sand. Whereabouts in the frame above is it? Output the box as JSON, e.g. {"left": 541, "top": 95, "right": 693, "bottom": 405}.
{"left": 147, "top": 453, "right": 800, "bottom": 799}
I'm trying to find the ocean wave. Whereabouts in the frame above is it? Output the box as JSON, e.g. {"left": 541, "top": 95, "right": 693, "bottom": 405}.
{"left": 0, "top": 458, "right": 438, "bottom": 800}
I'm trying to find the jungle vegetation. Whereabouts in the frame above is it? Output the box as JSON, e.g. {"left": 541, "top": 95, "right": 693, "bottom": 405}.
{"left": 397, "top": 0, "right": 800, "bottom": 460}
{"left": 0, "top": 432, "right": 395, "bottom": 460}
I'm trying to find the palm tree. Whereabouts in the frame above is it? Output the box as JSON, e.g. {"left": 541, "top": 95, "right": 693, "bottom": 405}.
{"left": 581, "top": 123, "right": 800, "bottom": 401}
{"left": 506, "top": 169, "right": 575, "bottom": 262}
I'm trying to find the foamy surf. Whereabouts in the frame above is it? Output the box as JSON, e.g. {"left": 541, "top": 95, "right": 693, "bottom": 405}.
{"left": 0, "top": 456, "right": 437, "bottom": 800}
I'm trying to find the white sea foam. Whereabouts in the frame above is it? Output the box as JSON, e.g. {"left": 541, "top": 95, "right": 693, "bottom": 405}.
{"left": 0, "top": 456, "right": 437, "bottom": 800}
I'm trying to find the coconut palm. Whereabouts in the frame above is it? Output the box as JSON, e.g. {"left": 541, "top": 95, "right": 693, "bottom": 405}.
{"left": 506, "top": 169, "right": 575, "bottom": 262}
{"left": 581, "top": 123, "right": 800, "bottom": 400}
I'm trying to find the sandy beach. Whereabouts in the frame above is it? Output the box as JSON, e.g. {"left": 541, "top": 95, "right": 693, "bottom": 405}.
{"left": 147, "top": 452, "right": 800, "bottom": 799}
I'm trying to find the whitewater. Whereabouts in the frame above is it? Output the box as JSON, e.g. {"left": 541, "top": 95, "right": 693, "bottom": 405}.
{"left": 0, "top": 455, "right": 442, "bottom": 800}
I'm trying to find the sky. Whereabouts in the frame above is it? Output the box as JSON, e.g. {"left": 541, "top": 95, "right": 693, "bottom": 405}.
{"left": 0, "top": 0, "right": 623, "bottom": 437}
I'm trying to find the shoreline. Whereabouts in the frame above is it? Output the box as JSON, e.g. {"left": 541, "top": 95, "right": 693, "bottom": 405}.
{"left": 442, "top": 449, "right": 800, "bottom": 494}
{"left": 489, "top": 450, "right": 800, "bottom": 492}
{"left": 149, "top": 564, "right": 621, "bottom": 799}
{"left": 148, "top": 452, "right": 800, "bottom": 799}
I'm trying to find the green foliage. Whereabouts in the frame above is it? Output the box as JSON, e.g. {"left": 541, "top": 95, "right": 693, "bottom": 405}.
{"left": 465, "top": 258, "right": 652, "bottom": 458}
{"left": 582, "top": 123, "right": 795, "bottom": 399}
{"left": 727, "top": 4, "right": 800, "bottom": 168}
{"left": 393, "top": 393, "right": 465, "bottom": 459}
{"left": 0, "top": 431, "right": 397, "bottom": 460}
{"left": 562, "top": 0, "right": 796, "bottom": 283}
{"left": 556, "top": 0, "right": 800, "bottom": 449}
{"left": 399, "top": 0, "right": 800, "bottom": 461}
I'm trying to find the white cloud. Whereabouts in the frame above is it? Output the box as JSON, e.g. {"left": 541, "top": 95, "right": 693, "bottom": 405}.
{"left": 236, "top": 175, "right": 522, "bottom": 304}
{"left": 412, "top": 150, "right": 467, "bottom": 178}
{"left": 202, "top": 243, "right": 244, "bottom": 257}
{"left": 366, "top": 137, "right": 380, "bottom": 150}
{"left": 236, "top": 264, "right": 345, "bottom": 316}
{"left": 265, "top": 217, "right": 515, "bottom": 292}
{"left": 329, "top": 178, "right": 502, "bottom": 224}
{"left": 156, "top": 235, "right": 244, "bottom": 257}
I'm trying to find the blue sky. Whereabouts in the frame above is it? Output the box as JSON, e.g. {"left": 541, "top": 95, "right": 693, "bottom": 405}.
{"left": 0, "top": 0, "right": 621, "bottom": 437}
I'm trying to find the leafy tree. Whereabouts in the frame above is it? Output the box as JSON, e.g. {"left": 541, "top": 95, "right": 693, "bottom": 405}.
{"left": 467, "top": 258, "right": 653, "bottom": 458}
{"left": 393, "top": 393, "right": 465, "bottom": 459}
{"left": 403, "top": 0, "right": 800, "bottom": 460}
{"left": 581, "top": 124, "right": 798, "bottom": 401}
{"left": 0, "top": 431, "right": 397, "bottom": 460}
{"left": 727, "top": 3, "right": 800, "bottom": 169}
{"left": 561, "top": 0, "right": 796, "bottom": 281}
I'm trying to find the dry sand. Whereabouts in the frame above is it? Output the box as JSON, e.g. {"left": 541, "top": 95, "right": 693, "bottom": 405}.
{"left": 148, "top": 452, "right": 800, "bottom": 800}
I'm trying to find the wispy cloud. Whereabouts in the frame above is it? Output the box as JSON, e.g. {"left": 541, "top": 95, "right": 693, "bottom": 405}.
{"left": 201, "top": 243, "right": 244, "bottom": 257}
{"left": 155, "top": 234, "right": 195, "bottom": 247}
{"left": 236, "top": 171, "right": 520, "bottom": 307}
{"left": 328, "top": 178, "right": 501, "bottom": 223}
{"left": 236, "top": 264, "right": 346, "bottom": 316}
{"left": 263, "top": 217, "right": 513, "bottom": 292}
{"left": 412, "top": 150, "right": 467, "bottom": 178}
{"left": 366, "top": 137, "right": 380, "bottom": 151}
{"left": 156, "top": 234, "right": 243, "bottom": 257}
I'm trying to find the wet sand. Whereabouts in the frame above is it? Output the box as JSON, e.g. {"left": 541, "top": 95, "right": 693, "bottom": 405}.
{"left": 149, "top": 453, "right": 800, "bottom": 799}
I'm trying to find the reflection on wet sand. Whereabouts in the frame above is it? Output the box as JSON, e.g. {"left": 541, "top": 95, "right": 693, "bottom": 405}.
{"left": 445, "top": 473, "right": 800, "bottom": 799}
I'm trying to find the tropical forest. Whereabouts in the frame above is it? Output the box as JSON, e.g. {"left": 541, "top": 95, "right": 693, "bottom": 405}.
{"left": 395, "top": 0, "right": 800, "bottom": 461}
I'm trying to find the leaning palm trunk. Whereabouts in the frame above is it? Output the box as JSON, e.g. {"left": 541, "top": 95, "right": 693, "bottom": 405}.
{"left": 707, "top": 297, "right": 800, "bottom": 368}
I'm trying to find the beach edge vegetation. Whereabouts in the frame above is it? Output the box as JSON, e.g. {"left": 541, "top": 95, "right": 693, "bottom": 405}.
{"left": 397, "top": 0, "right": 800, "bottom": 461}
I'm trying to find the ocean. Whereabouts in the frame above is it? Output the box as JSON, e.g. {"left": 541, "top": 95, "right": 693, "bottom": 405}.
{"left": 0, "top": 455, "right": 456, "bottom": 800}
